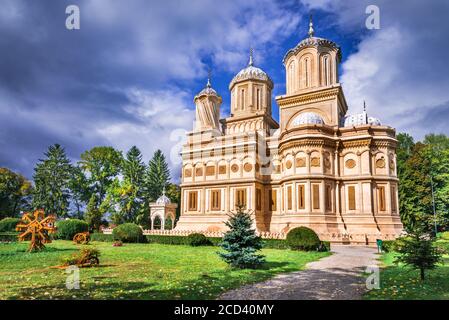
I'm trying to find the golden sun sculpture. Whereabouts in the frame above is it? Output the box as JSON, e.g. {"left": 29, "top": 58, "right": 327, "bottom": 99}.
{"left": 16, "top": 209, "right": 56, "bottom": 252}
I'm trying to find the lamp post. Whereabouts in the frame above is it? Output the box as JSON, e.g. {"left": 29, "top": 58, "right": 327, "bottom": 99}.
{"left": 430, "top": 175, "right": 438, "bottom": 236}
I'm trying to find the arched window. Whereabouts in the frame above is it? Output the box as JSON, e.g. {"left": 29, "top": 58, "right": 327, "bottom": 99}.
{"left": 304, "top": 57, "right": 310, "bottom": 88}
{"left": 323, "top": 55, "right": 330, "bottom": 86}
{"left": 256, "top": 88, "right": 261, "bottom": 110}
{"left": 240, "top": 89, "right": 245, "bottom": 110}
{"left": 288, "top": 61, "right": 296, "bottom": 92}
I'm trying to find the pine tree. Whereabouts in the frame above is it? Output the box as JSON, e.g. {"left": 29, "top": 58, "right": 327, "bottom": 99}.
{"left": 84, "top": 194, "right": 103, "bottom": 231}
{"left": 144, "top": 150, "right": 170, "bottom": 202}
{"left": 219, "top": 206, "right": 265, "bottom": 269}
{"left": 33, "top": 144, "right": 73, "bottom": 217}
{"left": 395, "top": 223, "right": 442, "bottom": 281}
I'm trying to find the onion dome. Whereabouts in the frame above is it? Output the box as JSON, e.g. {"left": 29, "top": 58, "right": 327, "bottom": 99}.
{"left": 342, "top": 101, "right": 382, "bottom": 127}
{"left": 229, "top": 49, "right": 273, "bottom": 90}
{"left": 195, "top": 74, "right": 220, "bottom": 100}
{"left": 283, "top": 16, "right": 341, "bottom": 65}
{"left": 155, "top": 188, "right": 171, "bottom": 205}
{"left": 291, "top": 112, "right": 324, "bottom": 126}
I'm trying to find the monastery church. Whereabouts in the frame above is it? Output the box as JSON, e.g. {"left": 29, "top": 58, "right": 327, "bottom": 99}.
{"left": 175, "top": 18, "right": 403, "bottom": 244}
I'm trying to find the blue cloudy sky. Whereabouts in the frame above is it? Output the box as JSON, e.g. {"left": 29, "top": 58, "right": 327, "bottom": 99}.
{"left": 1, "top": 0, "right": 449, "bottom": 181}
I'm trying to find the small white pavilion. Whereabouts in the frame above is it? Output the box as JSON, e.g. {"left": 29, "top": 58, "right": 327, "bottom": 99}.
{"left": 149, "top": 189, "right": 178, "bottom": 230}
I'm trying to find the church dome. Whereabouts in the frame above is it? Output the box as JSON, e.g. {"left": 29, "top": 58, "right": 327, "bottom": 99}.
{"left": 156, "top": 194, "right": 171, "bottom": 205}
{"left": 291, "top": 112, "right": 324, "bottom": 126}
{"left": 195, "top": 78, "right": 220, "bottom": 100}
{"left": 229, "top": 52, "right": 273, "bottom": 90}
{"left": 342, "top": 104, "right": 382, "bottom": 127}
{"left": 283, "top": 17, "right": 341, "bottom": 65}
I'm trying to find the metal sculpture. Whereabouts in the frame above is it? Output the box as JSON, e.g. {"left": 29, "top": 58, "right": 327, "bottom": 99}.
{"left": 73, "top": 232, "right": 90, "bottom": 245}
{"left": 16, "top": 209, "right": 56, "bottom": 252}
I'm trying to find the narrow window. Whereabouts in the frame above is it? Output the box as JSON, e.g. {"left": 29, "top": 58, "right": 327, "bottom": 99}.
{"left": 256, "top": 88, "right": 261, "bottom": 110}
{"left": 305, "top": 58, "right": 310, "bottom": 88}
{"left": 312, "top": 184, "right": 320, "bottom": 209}
{"left": 211, "top": 190, "right": 221, "bottom": 211}
{"left": 323, "top": 55, "right": 330, "bottom": 86}
{"left": 256, "top": 188, "right": 261, "bottom": 211}
{"left": 348, "top": 186, "right": 356, "bottom": 210}
{"left": 298, "top": 185, "right": 305, "bottom": 209}
{"left": 236, "top": 188, "right": 247, "bottom": 209}
{"left": 391, "top": 186, "right": 397, "bottom": 213}
{"left": 287, "top": 186, "right": 292, "bottom": 210}
{"left": 240, "top": 89, "right": 245, "bottom": 110}
{"left": 188, "top": 191, "right": 197, "bottom": 211}
{"left": 325, "top": 185, "right": 332, "bottom": 210}
{"left": 379, "top": 186, "right": 386, "bottom": 211}
{"left": 269, "top": 189, "right": 277, "bottom": 211}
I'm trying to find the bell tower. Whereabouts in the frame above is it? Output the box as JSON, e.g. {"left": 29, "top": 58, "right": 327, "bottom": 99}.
{"left": 276, "top": 16, "right": 348, "bottom": 130}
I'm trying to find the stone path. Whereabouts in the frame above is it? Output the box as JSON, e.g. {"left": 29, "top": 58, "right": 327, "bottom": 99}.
{"left": 219, "top": 246, "right": 379, "bottom": 300}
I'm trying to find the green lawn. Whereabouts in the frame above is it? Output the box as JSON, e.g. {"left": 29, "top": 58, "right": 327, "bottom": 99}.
{"left": 364, "top": 250, "right": 449, "bottom": 300}
{"left": 0, "top": 240, "right": 329, "bottom": 300}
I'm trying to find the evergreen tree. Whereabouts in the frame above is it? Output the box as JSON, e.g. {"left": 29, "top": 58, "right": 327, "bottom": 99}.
{"left": 84, "top": 194, "right": 103, "bottom": 231}
{"left": 219, "top": 206, "right": 265, "bottom": 269}
{"left": 123, "top": 146, "right": 146, "bottom": 188}
{"left": 395, "top": 223, "right": 442, "bottom": 281}
{"left": 33, "top": 144, "right": 73, "bottom": 217}
{"left": 144, "top": 149, "right": 170, "bottom": 202}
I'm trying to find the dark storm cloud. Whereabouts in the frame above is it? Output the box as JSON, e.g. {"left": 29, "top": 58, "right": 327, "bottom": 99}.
{"left": 0, "top": 0, "right": 300, "bottom": 178}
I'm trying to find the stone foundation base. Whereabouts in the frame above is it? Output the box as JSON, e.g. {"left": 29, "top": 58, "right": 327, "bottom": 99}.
{"left": 175, "top": 212, "right": 404, "bottom": 245}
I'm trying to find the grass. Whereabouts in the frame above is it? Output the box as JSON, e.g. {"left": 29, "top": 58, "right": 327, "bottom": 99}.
{"left": 0, "top": 240, "right": 329, "bottom": 300}
{"left": 364, "top": 248, "right": 449, "bottom": 300}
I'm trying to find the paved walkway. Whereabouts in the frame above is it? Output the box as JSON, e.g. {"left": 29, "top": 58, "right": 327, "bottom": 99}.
{"left": 219, "top": 246, "right": 379, "bottom": 300}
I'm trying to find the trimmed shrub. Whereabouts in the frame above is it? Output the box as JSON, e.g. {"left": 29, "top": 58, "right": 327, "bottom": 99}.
{"left": 186, "top": 233, "right": 211, "bottom": 246}
{"left": 286, "top": 227, "right": 321, "bottom": 251}
{"left": 112, "top": 223, "right": 143, "bottom": 243}
{"left": 262, "top": 238, "right": 289, "bottom": 249}
{"left": 0, "top": 217, "right": 21, "bottom": 232}
{"left": 91, "top": 233, "right": 114, "bottom": 242}
{"left": 55, "top": 219, "right": 88, "bottom": 240}
{"left": 382, "top": 236, "right": 411, "bottom": 253}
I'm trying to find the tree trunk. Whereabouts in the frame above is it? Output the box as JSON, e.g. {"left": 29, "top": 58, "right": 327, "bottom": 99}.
{"left": 420, "top": 268, "right": 425, "bottom": 280}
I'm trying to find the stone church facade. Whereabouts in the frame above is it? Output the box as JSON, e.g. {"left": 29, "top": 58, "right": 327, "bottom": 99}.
{"left": 176, "top": 20, "right": 403, "bottom": 244}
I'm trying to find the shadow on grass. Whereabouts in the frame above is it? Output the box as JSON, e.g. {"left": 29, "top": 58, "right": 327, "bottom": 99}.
{"left": 10, "top": 265, "right": 369, "bottom": 300}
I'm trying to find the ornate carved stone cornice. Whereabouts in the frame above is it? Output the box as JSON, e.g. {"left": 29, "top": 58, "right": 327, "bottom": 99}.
{"left": 276, "top": 87, "right": 340, "bottom": 109}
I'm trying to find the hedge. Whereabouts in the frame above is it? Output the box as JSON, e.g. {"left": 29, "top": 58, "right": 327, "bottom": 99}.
{"left": 55, "top": 219, "right": 89, "bottom": 240}
{"left": 0, "top": 232, "right": 19, "bottom": 242}
{"left": 0, "top": 218, "right": 21, "bottom": 232}
{"left": 88, "top": 232, "right": 329, "bottom": 250}
{"left": 186, "top": 233, "right": 212, "bottom": 246}
{"left": 90, "top": 233, "right": 114, "bottom": 242}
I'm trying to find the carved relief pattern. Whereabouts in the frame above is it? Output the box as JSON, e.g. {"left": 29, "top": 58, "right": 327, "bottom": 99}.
{"left": 311, "top": 157, "right": 320, "bottom": 167}
{"left": 345, "top": 159, "right": 356, "bottom": 169}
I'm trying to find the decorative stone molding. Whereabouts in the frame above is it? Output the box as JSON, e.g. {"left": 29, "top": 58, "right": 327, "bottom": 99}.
{"left": 296, "top": 157, "right": 306, "bottom": 167}
{"left": 277, "top": 88, "right": 340, "bottom": 109}
{"left": 345, "top": 159, "right": 356, "bottom": 169}
{"left": 376, "top": 158, "right": 386, "bottom": 168}
{"left": 311, "top": 157, "right": 320, "bottom": 167}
